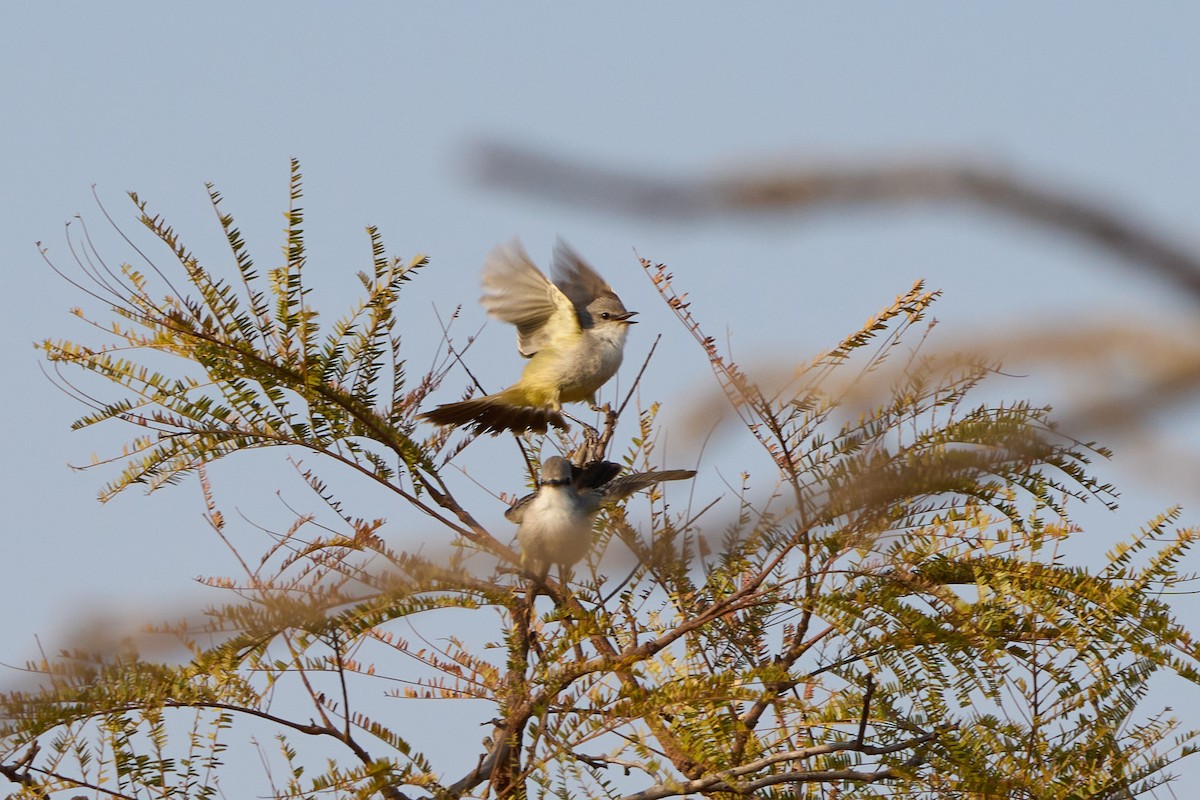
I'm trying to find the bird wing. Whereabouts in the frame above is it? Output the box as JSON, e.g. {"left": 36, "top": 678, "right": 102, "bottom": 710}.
{"left": 551, "top": 239, "right": 615, "bottom": 310}
{"left": 505, "top": 491, "right": 535, "bottom": 524}
{"left": 592, "top": 469, "right": 697, "bottom": 510}
{"left": 572, "top": 460, "right": 623, "bottom": 491}
{"left": 481, "top": 240, "right": 580, "bottom": 357}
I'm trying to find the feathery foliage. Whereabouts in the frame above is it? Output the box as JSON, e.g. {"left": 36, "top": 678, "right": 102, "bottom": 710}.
{"left": 5, "top": 165, "right": 1199, "bottom": 799}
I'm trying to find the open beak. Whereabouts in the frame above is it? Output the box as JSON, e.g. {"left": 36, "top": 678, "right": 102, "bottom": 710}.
{"left": 617, "top": 311, "right": 638, "bottom": 324}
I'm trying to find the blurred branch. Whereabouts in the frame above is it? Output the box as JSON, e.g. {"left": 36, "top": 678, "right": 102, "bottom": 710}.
{"left": 473, "top": 141, "right": 1200, "bottom": 300}
{"left": 689, "top": 320, "right": 1200, "bottom": 493}
{"left": 476, "top": 142, "right": 1200, "bottom": 496}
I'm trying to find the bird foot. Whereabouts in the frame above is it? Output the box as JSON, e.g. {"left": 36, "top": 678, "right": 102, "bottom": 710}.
{"left": 576, "top": 421, "right": 604, "bottom": 464}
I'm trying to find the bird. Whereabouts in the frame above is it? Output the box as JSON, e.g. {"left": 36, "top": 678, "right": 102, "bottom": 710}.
{"left": 421, "top": 239, "right": 637, "bottom": 435}
{"left": 507, "top": 455, "right": 697, "bottom": 581}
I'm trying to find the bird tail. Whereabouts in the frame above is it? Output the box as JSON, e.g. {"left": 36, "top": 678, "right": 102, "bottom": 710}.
{"left": 420, "top": 391, "right": 568, "bottom": 436}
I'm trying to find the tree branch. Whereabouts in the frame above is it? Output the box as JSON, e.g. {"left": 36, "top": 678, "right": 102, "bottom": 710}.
{"left": 615, "top": 730, "right": 935, "bottom": 800}
{"left": 474, "top": 142, "right": 1200, "bottom": 300}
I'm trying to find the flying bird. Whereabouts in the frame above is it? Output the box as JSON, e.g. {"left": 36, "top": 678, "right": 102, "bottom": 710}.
{"left": 507, "top": 455, "right": 696, "bottom": 580}
{"left": 421, "top": 240, "right": 637, "bottom": 435}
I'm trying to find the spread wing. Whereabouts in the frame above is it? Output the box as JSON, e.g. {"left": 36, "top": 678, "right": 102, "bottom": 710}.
{"left": 595, "top": 470, "right": 697, "bottom": 508}
{"left": 481, "top": 240, "right": 581, "bottom": 357}
{"left": 551, "top": 239, "right": 615, "bottom": 310}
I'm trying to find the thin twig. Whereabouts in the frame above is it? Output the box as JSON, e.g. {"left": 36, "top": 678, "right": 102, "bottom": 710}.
{"left": 856, "top": 673, "right": 876, "bottom": 747}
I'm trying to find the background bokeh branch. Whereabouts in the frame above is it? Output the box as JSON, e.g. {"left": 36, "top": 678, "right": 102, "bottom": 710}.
{"left": 474, "top": 141, "right": 1200, "bottom": 300}
{"left": 476, "top": 141, "right": 1200, "bottom": 493}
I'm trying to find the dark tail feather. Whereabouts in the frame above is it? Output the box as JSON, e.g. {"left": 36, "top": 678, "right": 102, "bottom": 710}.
{"left": 420, "top": 396, "right": 568, "bottom": 436}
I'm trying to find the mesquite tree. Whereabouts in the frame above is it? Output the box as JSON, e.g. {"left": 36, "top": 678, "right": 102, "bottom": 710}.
{"left": 3, "top": 161, "right": 1198, "bottom": 799}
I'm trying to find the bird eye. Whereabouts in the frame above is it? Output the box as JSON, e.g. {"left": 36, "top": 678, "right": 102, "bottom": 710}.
{"left": 600, "top": 312, "right": 611, "bottom": 320}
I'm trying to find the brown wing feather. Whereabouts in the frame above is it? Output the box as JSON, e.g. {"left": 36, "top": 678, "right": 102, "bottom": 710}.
{"left": 551, "top": 238, "right": 614, "bottom": 310}
{"left": 481, "top": 240, "right": 579, "bottom": 357}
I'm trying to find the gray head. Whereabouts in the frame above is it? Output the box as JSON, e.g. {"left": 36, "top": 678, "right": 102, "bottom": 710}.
{"left": 539, "top": 456, "right": 575, "bottom": 487}
{"left": 580, "top": 292, "right": 637, "bottom": 330}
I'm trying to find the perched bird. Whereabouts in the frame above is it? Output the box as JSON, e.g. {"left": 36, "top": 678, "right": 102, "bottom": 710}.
{"left": 421, "top": 240, "right": 637, "bottom": 435}
{"left": 507, "top": 455, "right": 697, "bottom": 580}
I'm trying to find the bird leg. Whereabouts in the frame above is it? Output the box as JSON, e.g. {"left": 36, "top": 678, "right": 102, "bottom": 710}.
{"left": 594, "top": 402, "right": 620, "bottom": 462}
{"left": 518, "top": 577, "right": 544, "bottom": 659}
{"left": 574, "top": 421, "right": 604, "bottom": 465}
{"left": 556, "top": 564, "right": 574, "bottom": 592}
{"left": 549, "top": 565, "right": 591, "bottom": 663}
{"left": 564, "top": 401, "right": 619, "bottom": 464}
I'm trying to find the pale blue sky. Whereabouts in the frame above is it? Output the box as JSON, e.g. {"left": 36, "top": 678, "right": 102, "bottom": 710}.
{"left": 4, "top": 3, "right": 1200, "bottom": 792}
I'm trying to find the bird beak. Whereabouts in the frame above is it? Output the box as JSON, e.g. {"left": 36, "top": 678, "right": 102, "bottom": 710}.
{"left": 617, "top": 311, "right": 638, "bottom": 324}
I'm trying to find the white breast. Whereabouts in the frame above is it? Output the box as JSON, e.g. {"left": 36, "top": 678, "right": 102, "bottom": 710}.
{"left": 556, "top": 322, "right": 629, "bottom": 400}
{"left": 517, "top": 486, "right": 594, "bottom": 568}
